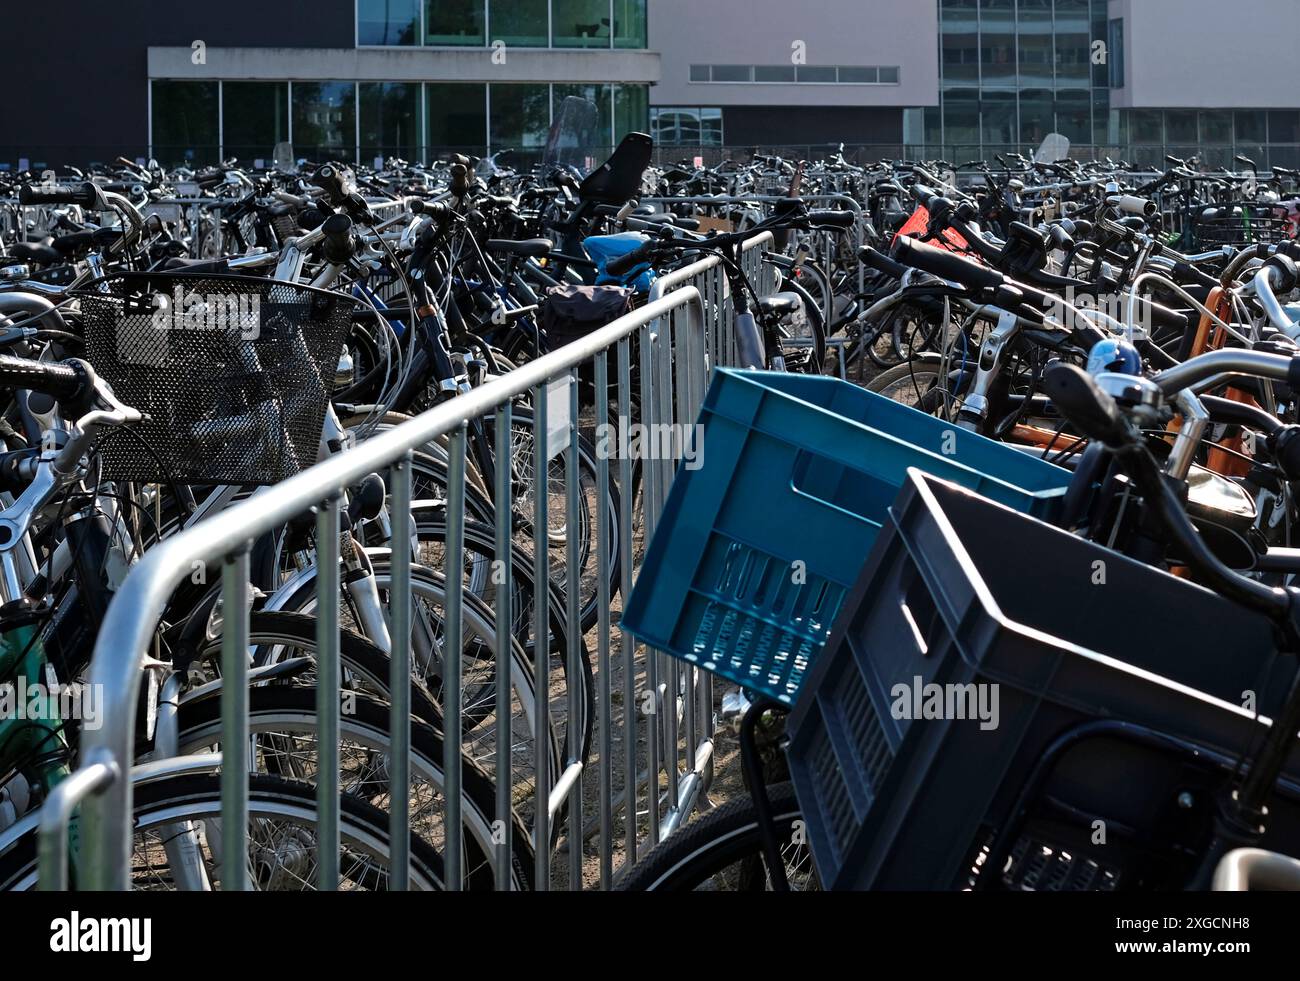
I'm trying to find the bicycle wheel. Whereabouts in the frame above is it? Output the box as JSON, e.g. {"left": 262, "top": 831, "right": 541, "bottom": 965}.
{"left": 264, "top": 557, "right": 564, "bottom": 837}
{"left": 615, "top": 783, "right": 818, "bottom": 891}
{"left": 193, "top": 610, "right": 444, "bottom": 729}
{"left": 172, "top": 685, "right": 533, "bottom": 890}
{"left": 865, "top": 353, "right": 964, "bottom": 417}
{"left": 0, "top": 773, "right": 446, "bottom": 891}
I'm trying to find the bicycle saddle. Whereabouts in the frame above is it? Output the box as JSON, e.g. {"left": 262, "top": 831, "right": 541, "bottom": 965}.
{"left": 757, "top": 292, "right": 804, "bottom": 319}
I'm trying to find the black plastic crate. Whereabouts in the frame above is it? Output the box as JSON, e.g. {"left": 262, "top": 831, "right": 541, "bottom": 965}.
{"left": 786, "top": 469, "right": 1300, "bottom": 890}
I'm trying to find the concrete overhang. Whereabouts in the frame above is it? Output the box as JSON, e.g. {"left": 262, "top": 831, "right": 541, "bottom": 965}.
{"left": 148, "top": 46, "right": 661, "bottom": 84}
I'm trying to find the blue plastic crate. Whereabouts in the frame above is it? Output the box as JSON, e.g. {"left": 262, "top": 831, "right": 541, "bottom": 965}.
{"left": 620, "top": 369, "right": 1072, "bottom": 705}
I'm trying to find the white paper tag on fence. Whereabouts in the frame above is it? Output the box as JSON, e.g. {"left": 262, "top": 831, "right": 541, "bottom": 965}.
{"left": 545, "top": 377, "right": 571, "bottom": 462}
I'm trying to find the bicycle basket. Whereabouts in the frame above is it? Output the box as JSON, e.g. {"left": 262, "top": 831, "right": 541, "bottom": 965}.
{"left": 77, "top": 272, "right": 354, "bottom": 485}
{"left": 1189, "top": 201, "right": 1292, "bottom": 250}
{"left": 619, "top": 369, "right": 1072, "bottom": 705}
{"left": 786, "top": 470, "right": 1297, "bottom": 890}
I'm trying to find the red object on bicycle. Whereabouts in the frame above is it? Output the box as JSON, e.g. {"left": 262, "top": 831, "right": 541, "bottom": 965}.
{"left": 893, "top": 205, "right": 970, "bottom": 252}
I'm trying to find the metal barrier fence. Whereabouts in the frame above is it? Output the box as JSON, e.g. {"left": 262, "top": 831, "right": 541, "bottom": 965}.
{"left": 36, "top": 233, "right": 776, "bottom": 891}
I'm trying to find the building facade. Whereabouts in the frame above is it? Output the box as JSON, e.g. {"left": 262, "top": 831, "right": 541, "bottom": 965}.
{"left": 5, "top": 0, "right": 1300, "bottom": 169}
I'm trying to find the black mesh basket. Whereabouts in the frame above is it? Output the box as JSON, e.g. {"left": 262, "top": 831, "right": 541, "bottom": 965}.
{"left": 77, "top": 272, "right": 354, "bottom": 485}
{"left": 1189, "top": 201, "right": 1292, "bottom": 250}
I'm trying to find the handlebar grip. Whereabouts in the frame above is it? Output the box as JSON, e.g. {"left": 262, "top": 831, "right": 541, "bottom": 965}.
{"left": 910, "top": 182, "right": 942, "bottom": 205}
{"left": 1109, "top": 195, "right": 1157, "bottom": 218}
{"left": 1043, "top": 363, "right": 1129, "bottom": 447}
{"left": 0, "top": 356, "right": 90, "bottom": 405}
{"left": 321, "top": 213, "right": 355, "bottom": 264}
{"left": 18, "top": 181, "right": 98, "bottom": 208}
{"left": 805, "top": 209, "right": 856, "bottom": 230}
{"left": 859, "top": 246, "right": 908, "bottom": 280}
{"left": 891, "top": 236, "right": 1003, "bottom": 291}
{"left": 605, "top": 241, "right": 657, "bottom": 278}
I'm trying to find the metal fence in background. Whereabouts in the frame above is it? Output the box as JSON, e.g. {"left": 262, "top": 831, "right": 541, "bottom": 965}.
{"left": 37, "top": 233, "right": 777, "bottom": 891}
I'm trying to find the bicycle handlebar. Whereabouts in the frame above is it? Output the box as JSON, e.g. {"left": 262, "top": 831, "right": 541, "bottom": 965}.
{"left": 19, "top": 181, "right": 99, "bottom": 208}
{"left": 0, "top": 355, "right": 93, "bottom": 408}
{"left": 1042, "top": 363, "right": 1129, "bottom": 447}
{"left": 605, "top": 239, "right": 659, "bottom": 278}
{"left": 891, "top": 236, "right": 1004, "bottom": 290}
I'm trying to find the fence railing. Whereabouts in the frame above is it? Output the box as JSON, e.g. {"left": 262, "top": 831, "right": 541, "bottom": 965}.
{"left": 37, "top": 232, "right": 776, "bottom": 891}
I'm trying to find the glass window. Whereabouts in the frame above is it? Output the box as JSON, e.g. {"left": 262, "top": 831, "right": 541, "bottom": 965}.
{"left": 651, "top": 107, "right": 718, "bottom": 146}
{"left": 651, "top": 109, "right": 697, "bottom": 145}
{"left": 1091, "top": 1, "right": 1110, "bottom": 88}
{"left": 979, "top": 0, "right": 1016, "bottom": 85}
{"left": 489, "top": 0, "right": 547, "bottom": 46}
{"left": 1129, "top": 109, "right": 1163, "bottom": 144}
{"left": 221, "top": 82, "right": 289, "bottom": 164}
{"left": 940, "top": 0, "right": 978, "bottom": 83}
{"left": 614, "top": 84, "right": 649, "bottom": 141}
{"left": 357, "top": 0, "right": 420, "bottom": 45}
{"left": 490, "top": 83, "right": 551, "bottom": 149}
{"left": 689, "top": 65, "right": 710, "bottom": 82}
{"left": 552, "top": 0, "right": 611, "bottom": 47}
{"left": 427, "top": 83, "right": 487, "bottom": 156}
{"left": 1200, "top": 111, "right": 1232, "bottom": 145}
{"left": 796, "top": 66, "right": 836, "bottom": 83}
{"left": 923, "top": 106, "right": 943, "bottom": 148}
{"left": 1055, "top": 87, "right": 1091, "bottom": 143}
{"left": 981, "top": 90, "right": 1017, "bottom": 147}
{"left": 837, "top": 67, "right": 878, "bottom": 83}
{"left": 613, "top": 0, "right": 647, "bottom": 49}
{"left": 1092, "top": 88, "right": 1112, "bottom": 145}
{"left": 1107, "top": 19, "right": 1125, "bottom": 88}
{"left": 1017, "top": 0, "right": 1054, "bottom": 88}
{"left": 1269, "top": 111, "right": 1300, "bottom": 144}
{"left": 756, "top": 65, "right": 797, "bottom": 82}
{"left": 360, "top": 82, "right": 420, "bottom": 164}
{"left": 1165, "top": 110, "right": 1197, "bottom": 144}
{"left": 1053, "top": 0, "right": 1091, "bottom": 87}
{"left": 942, "top": 86, "right": 980, "bottom": 146}
{"left": 427, "top": 0, "right": 485, "bottom": 46}
{"left": 1236, "top": 111, "right": 1266, "bottom": 144}
{"left": 152, "top": 80, "right": 219, "bottom": 166}
{"left": 712, "top": 65, "right": 752, "bottom": 82}
{"left": 1018, "top": 88, "right": 1055, "bottom": 145}
{"left": 292, "top": 82, "right": 356, "bottom": 161}
{"left": 878, "top": 66, "right": 900, "bottom": 84}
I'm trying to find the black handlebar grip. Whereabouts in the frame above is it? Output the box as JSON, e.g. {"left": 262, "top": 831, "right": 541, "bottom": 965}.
{"left": 1172, "top": 261, "right": 1220, "bottom": 290}
{"left": 1288, "top": 356, "right": 1300, "bottom": 394}
{"left": 450, "top": 163, "right": 470, "bottom": 199}
{"left": 1265, "top": 255, "right": 1299, "bottom": 294}
{"left": 18, "top": 181, "right": 98, "bottom": 208}
{"left": 321, "top": 213, "right": 355, "bottom": 264}
{"left": 1043, "top": 363, "right": 1129, "bottom": 447}
{"left": 0, "top": 355, "right": 89, "bottom": 404}
{"left": 805, "top": 209, "right": 856, "bottom": 230}
{"left": 891, "top": 236, "right": 1004, "bottom": 291}
{"left": 605, "top": 242, "right": 656, "bottom": 278}
{"left": 859, "top": 246, "right": 908, "bottom": 280}
{"left": 1271, "top": 426, "right": 1300, "bottom": 482}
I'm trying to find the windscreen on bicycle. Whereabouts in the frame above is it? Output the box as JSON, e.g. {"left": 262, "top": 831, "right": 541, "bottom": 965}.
{"left": 544, "top": 96, "right": 603, "bottom": 173}
{"left": 1034, "top": 133, "right": 1071, "bottom": 165}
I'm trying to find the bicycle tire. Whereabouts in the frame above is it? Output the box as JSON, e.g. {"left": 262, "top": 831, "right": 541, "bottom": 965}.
{"left": 171, "top": 685, "right": 533, "bottom": 890}
{"left": 0, "top": 773, "right": 446, "bottom": 891}
{"left": 615, "top": 782, "right": 817, "bottom": 892}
